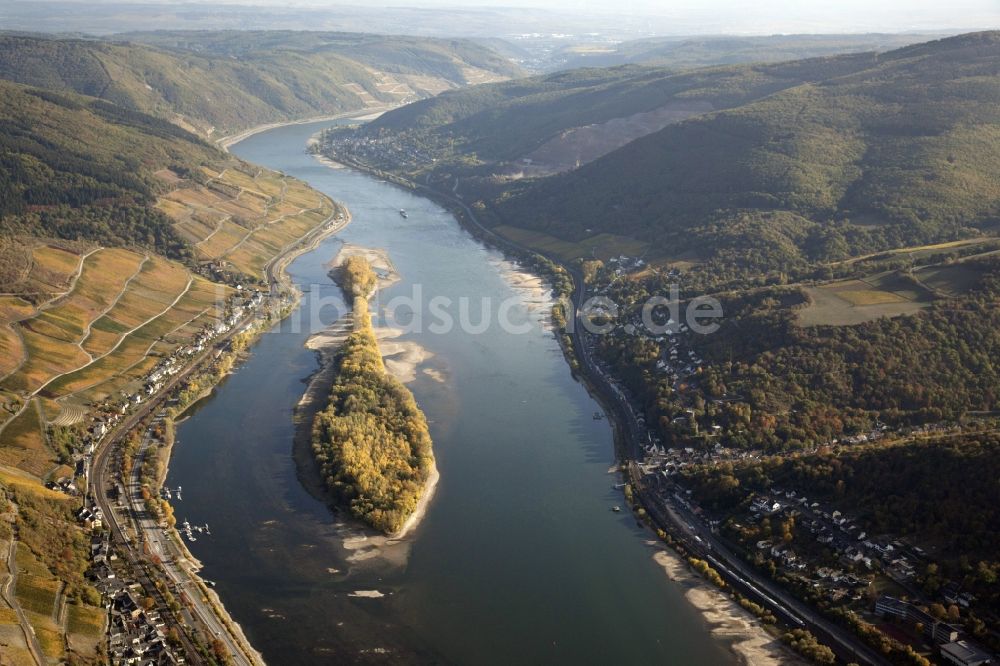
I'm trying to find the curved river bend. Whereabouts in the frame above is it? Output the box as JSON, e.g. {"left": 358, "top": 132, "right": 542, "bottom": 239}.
{"left": 167, "top": 120, "right": 734, "bottom": 664}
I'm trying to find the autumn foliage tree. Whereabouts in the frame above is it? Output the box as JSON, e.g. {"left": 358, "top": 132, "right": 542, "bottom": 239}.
{"left": 334, "top": 255, "right": 377, "bottom": 304}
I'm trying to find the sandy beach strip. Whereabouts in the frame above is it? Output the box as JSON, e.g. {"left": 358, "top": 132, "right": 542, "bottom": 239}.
{"left": 216, "top": 106, "right": 394, "bottom": 151}
{"left": 488, "top": 260, "right": 556, "bottom": 332}
{"left": 653, "top": 549, "right": 804, "bottom": 665}
{"left": 390, "top": 462, "right": 439, "bottom": 541}
{"left": 374, "top": 325, "right": 436, "bottom": 384}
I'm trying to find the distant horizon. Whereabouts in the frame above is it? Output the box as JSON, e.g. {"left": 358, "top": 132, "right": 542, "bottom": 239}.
{"left": 7, "top": 0, "right": 999, "bottom": 36}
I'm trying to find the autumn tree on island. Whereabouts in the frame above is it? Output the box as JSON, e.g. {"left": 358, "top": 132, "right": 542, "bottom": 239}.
{"left": 334, "top": 255, "right": 378, "bottom": 303}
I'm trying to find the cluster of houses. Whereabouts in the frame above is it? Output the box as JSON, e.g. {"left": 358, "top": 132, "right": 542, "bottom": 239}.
{"left": 107, "top": 588, "right": 183, "bottom": 665}
{"left": 87, "top": 535, "right": 186, "bottom": 665}
{"left": 321, "top": 130, "right": 435, "bottom": 172}
{"left": 819, "top": 419, "right": 960, "bottom": 449}
{"left": 876, "top": 596, "right": 993, "bottom": 666}
{"left": 579, "top": 269, "right": 720, "bottom": 443}
{"left": 735, "top": 490, "right": 995, "bottom": 663}
{"left": 838, "top": 426, "right": 889, "bottom": 446}
{"left": 91, "top": 291, "right": 263, "bottom": 424}
{"left": 748, "top": 490, "right": 923, "bottom": 580}
{"left": 217, "top": 290, "right": 263, "bottom": 333}
{"left": 579, "top": 312, "right": 747, "bottom": 472}
{"left": 86, "top": 535, "right": 119, "bottom": 594}
{"left": 640, "top": 440, "right": 756, "bottom": 478}
{"left": 653, "top": 335, "right": 708, "bottom": 405}
{"left": 941, "top": 582, "right": 979, "bottom": 612}
{"left": 581, "top": 321, "right": 705, "bottom": 425}
{"left": 48, "top": 353, "right": 186, "bottom": 498}
{"left": 607, "top": 255, "right": 646, "bottom": 275}
{"left": 140, "top": 358, "right": 183, "bottom": 402}
{"left": 197, "top": 261, "right": 249, "bottom": 286}
{"left": 582, "top": 295, "right": 712, "bottom": 434}
{"left": 658, "top": 340, "right": 702, "bottom": 374}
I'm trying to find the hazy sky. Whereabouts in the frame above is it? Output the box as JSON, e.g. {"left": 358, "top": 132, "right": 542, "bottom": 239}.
{"left": 378, "top": 0, "right": 1000, "bottom": 32}
{"left": 36, "top": 0, "right": 1000, "bottom": 33}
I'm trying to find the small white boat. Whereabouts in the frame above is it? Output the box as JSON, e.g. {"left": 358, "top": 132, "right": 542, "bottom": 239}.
{"left": 399, "top": 209, "right": 408, "bottom": 219}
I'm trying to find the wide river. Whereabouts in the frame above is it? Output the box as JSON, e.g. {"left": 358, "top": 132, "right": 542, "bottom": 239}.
{"left": 168, "top": 120, "right": 734, "bottom": 664}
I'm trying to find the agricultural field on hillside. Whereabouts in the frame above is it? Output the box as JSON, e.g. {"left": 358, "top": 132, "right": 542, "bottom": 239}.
{"left": 14, "top": 544, "right": 63, "bottom": 660}
{"left": 157, "top": 166, "right": 334, "bottom": 278}
{"left": 0, "top": 114, "right": 335, "bottom": 483}
{"left": 4, "top": 530, "right": 99, "bottom": 664}
{"left": 0, "top": 401, "right": 52, "bottom": 477}
{"left": 0, "top": 457, "right": 100, "bottom": 663}
{"left": 797, "top": 273, "right": 934, "bottom": 327}
{"left": 916, "top": 262, "right": 998, "bottom": 297}
{"left": 65, "top": 602, "right": 104, "bottom": 658}
{"left": 0, "top": 240, "right": 237, "bottom": 479}
{"left": 0, "top": 560, "right": 35, "bottom": 666}
{"left": 494, "top": 225, "right": 650, "bottom": 263}
{"left": 797, "top": 250, "right": 1000, "bottom": 327}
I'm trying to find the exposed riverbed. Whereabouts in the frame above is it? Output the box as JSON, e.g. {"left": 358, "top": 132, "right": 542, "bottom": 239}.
{"left": 167, "top": 119, "right": 738, "bottom": 664}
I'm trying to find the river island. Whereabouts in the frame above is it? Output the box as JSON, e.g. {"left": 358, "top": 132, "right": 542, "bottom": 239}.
{"left": 310, "top": 255, "right": 436, "bottom": 535}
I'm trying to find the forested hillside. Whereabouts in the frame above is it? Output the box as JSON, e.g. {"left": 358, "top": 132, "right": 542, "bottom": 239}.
{"left": 327, "top": 32, "right": 1000, "bottom": 280}
{"left": 0, "top": 32, "right": 520, "bottom": 138}
{"left": 0, "top": 79, "right": 218, "bottom": 258}
{"left": 337, "top": 53, "right": 875, "bottom": 176}
{"left": 325, "top": 30, "right": 1000, "bottom": 659}
{"left": 594, "top": 255, "right": 1000, "bottom": 453}
{"left": 493, "top": 32, "right": 1000, "bottom": 271}
{"left": 120, "top": 30, "right": 521, "bottom": 82}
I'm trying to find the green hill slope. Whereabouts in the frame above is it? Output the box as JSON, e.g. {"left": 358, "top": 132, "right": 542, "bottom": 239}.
{"left": 340, "top": 53, "right": 875, "bottom": 175}
{"left": 0, "top": 79, "right": 219, "bottom": 257}
{"left": 119, "top": 30, "right": 521, "bottom": 81}
{"left": 0, "top": 32, "right": 521, "bottom": 139}
{"left": 490, "top": 32, "right": 1000, "bottom": 272}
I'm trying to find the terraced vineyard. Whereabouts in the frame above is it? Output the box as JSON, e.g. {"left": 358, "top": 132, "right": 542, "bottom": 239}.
{"left": 158, "top": 166, "right": 335, "bottom": 279}
{"left": 0, "top": 245, "right": 224, "bottom": 476}
{"left": 0, "top": 483, "right": 103, "bottom": 665}
{"left": 0, "top": 165, "right": 337, "bottom": 482}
